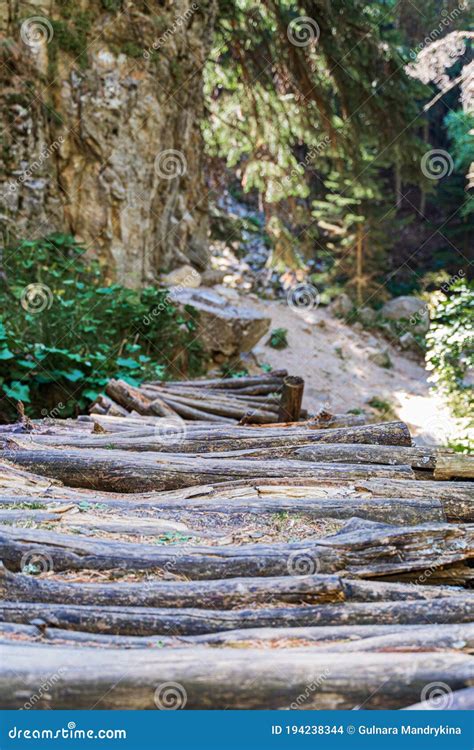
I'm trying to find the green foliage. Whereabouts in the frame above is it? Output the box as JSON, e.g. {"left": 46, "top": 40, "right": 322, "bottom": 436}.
{"left": 426, "top": 281, "right": 474, "bottom": 418}
{"left": 268, "top": 327, "right": 288, "bottom": 349}
{"left": 0, "top": 234, "right": 204, "bottom": 421}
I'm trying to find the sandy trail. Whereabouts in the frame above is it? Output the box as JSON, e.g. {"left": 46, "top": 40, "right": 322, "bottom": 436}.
{"left": 249, "top": 298, "right": 464, "bottom": 446}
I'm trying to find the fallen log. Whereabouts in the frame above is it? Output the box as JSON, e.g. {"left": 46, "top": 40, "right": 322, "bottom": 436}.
{"left": 2, "top": 621, "right": 472, "bottom": 654}
{"left": 0, "top": 494, "right": 446, "bottom": 525}
{"left": 1, "top": 597, "right": 473, "bottom": 636}
{"left": 295, "top": 444, "right": 437, "bottom": 469}
{"left": 0, "top": 446, "right": 414, "bottom": 492}
{"left": 434, "top": 452, "right": 474, "bottom": 480}
{"left": 0, "top": 520, "right": 472, "bottom": 581}
{"left": 323, "top": 623, "right": 474, "bottom": 653}
{"left": 2, "top": 566, "right": 466, "bottom": 609}
{"left": 1, "top": 644, "right": 472, "bottom": 709}
{"left": 3, "top": 421, "right": 413, "bottom": 454}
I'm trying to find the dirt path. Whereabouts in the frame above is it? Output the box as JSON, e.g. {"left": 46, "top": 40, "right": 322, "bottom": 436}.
{"left": 249, "top": 298, "right": 462, "bottom": 446}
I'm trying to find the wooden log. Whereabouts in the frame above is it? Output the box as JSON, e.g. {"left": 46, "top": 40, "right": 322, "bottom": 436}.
{"left": 1, "top": 597, "right": 473, "bottom": 636}
{"left": 434, "top": 452, "right": 474, "bottom": 480}
{"left": 4, "top": 421, "right": 413, "bottom": 453}
{"left": 0, "top": 644, "right": 472, "bottom": 709}
{"left": 2, "top": 566, "right": 465, "bottom": 609}
{"left": 278, "top": 376, "right": 305, "bottom": 422}
{"left": 323, "top": 623, "right": 474, "bottom": 653}
{"left": 0, "top": 520, "right": 472, "bottom": 581}
{"left": 359, "top": 478, "right": 474, "bottom": 521}
{"left": 155, "top": 371, "right": 288, "bottom": 389}
{"left": 295, "top": 444, "right": 437, "bottom": 469}
{"left": 2, "top": 621, "right": 472, "bottom": 654}
{"left": 154, "top": 397, "right": 236, "bottom": 423}
{"left": 0, "top": 494, "right": 447, "bottom": 525}
{"left": 0, "top": 446, "right": 414, "bottom": 492}
{"left": 104, "top": 379, "right": 152, "bottom": 415}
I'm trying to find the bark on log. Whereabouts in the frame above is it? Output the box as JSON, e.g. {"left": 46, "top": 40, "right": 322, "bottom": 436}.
{"left": 0, "top": 644, "right": 472, "bottom": 709}
{"left": 434, "top": 453, "right": 474, "bottom": 481}
{"left": 2, "top": 566, "right": 465, "bottom": 609}
{"left": 0, "top": 446, "right": 414, "bottom": 492}
{"left": 278, "top": 376, "right": 305, "bottom": 423}
{"left": 2, "top": 621, "right": 472, "bottom": 654}
{"left": 1, "top": 597, "right": 472, "bottom": 636}
{"left": 295, "top": 444, "right": 437, "bottom": 469}
{"left": 0, "top": 494, "right": 447, "bottom": 525}
{"left": 0, "top": 521, "right": 472, "bottom": 581}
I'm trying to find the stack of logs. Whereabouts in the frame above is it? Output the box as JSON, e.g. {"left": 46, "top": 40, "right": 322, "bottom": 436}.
{"left": 92, "top": 371, "right": 311, "bottom": 424}
{"left": 0, "top": 376, "right": 473, "bottom": 710}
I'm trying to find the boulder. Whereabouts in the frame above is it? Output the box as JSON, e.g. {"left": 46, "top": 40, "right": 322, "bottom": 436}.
{"left": 161, "top": 265, "right": 201, "bottom": 288}
{"left": 170, "top": 287, "right": 271, "bottom": 360}
{"left": 381, "top": 296, "right": 429, "bottom": 333}
{"left": 399, "top": 332, "right": 417, "bottom": 350}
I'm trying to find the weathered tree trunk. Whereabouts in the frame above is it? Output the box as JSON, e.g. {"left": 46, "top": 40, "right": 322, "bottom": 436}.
{"left": 0, "top": 521, "right": 472, "bottom": 581}
{"left": 2, "top": 566, "right": 465, "bottom": 609}
{"left": 1, "top": 644, "right": 472, "bottom": 709}
{"left": 0, "top": 446, "right": 414, "bottom": 492}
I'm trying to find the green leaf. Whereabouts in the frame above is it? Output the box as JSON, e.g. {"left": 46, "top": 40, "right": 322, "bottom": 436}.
{"left": 3, "top": 381, "right": 31, "bottom": 402}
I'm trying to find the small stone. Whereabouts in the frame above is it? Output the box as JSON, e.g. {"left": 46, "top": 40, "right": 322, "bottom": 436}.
{"left": 399, "top": 332, "right": 416, "bottom": 350}
{"left": 359, "top": 306, "right": 376, "bottom": 326}
{"left": 161, "top": 264, "right": 201, "bottom": 288}
{"left": 353, "top": 322, "right": 363, "bottom": 332}
{"left": 329, "top": 293, "right": 353, "bottom": 317}
{"left": 369, "top": 348, "right": 392, "bottom": 368}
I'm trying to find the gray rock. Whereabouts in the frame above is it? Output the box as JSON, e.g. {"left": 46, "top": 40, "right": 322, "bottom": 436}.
{"left": 200, "top": 269, "right": 227, "bottom": 286}
{"left": 161, "top": 265, "right": 201, "bottom": 288}
{"left": 381, "top": 296, "right": 429, "bottom": 333}
{"left": 359, "top": 306, "right": 376, "bottom": 326}
{"left": 171, "top": 287, "right": 271, "bottom": 360}
{"left": 329, "top": 293, "right": 353, "bottom": 317}
{"left": 399, "top": 332, "right": 417, "bottom": 350}
{"left": 369, "top": 348, "right": 392, "bottom": 369}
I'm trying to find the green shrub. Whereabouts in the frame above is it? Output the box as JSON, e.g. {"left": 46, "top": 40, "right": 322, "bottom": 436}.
{"left": 426, "top": 280, "right": 473, "bottom": 418}
{"left": 268, "top": 327, "right": 288, "bottom": 350}
{"left": 0, "top": 234, "right": 204, "bottom": 421}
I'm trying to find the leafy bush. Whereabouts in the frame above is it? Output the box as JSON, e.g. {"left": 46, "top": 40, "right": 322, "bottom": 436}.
{"left": 426, "top": 280, "right": 473, "bottom": 418}
{"left": 0, "top": 234, "right": 204, "bottom": 421}
{"left": 268, "top": 328, "right": 289, "bottom": 350}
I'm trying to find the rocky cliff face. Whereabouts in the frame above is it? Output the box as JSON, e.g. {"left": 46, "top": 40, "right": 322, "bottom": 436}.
{"left": 0, "top": 0, "right": 215, "bottom": 286}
